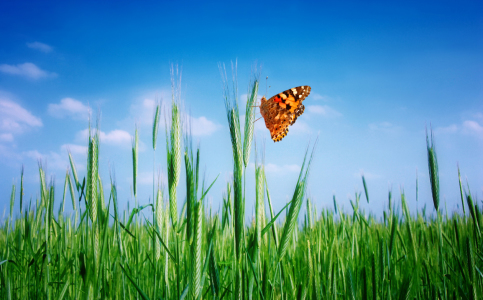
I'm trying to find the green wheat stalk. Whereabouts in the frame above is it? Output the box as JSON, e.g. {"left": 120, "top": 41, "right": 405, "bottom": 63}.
{"left": 277, "top": 139, "right": 317, "bottom": 262}
{"left": 426, "top": 126, "right": 439, "bottom": 211}
{"left": 243, "top": 69, "right": 260, "bottom": 167}
{"left": 87, "top": 130, "right": 100, "bottom": 296}
{"left": 166, "top": 99, "right": 181, "bottom": 228}
{"left": 457, "top": 164, "right": 466, "bottom": 216}
{"left": 132, "top": 125, "right": 138, "bottom": 198}
{"left": 189, "top": 200, "right": 203, "bottom": 299}
{"left": 220, "top": 61, "right": 245, "bottom": 300}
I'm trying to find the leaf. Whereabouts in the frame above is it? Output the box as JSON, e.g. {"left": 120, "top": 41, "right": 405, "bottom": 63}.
{"left": 119, "top": 263, "right": 151, "bottom": 300}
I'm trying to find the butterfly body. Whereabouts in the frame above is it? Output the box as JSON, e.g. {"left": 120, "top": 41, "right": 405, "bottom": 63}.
{"left": 260, "top": 86, "right": 311, "bottom": 142}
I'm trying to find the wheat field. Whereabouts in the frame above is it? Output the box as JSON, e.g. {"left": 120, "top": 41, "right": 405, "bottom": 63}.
{"left": 0, "top": 67, "right": 481, "bottom": 300}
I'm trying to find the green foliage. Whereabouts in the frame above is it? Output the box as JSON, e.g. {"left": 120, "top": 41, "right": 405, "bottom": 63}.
{"left": 1, "top": 143, "right": 482, "bottom": 300}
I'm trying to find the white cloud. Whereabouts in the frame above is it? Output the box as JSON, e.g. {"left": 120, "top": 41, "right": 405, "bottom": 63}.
{"left": 23, "top": 150, "right": 68, "bottom": 171}
{"left": 132, "top": 171, "right": 168, "bottom": 186}
{"left": 133, "top": 97, "right": 164, "bottom": 128}
{"left": 290, "top": 120, "right": 311, "bottom": 134}
{"left": 0, "top": 133, "right": 13, "bottom": 142}
{"left": 462, "top": 120, "right": 483, "bottom": 137}
{"left": 251, "top": 114, "right": 269, "bottom": 136}
{"left": 307, "top": 105, "right": 342, "bottom": 117}
{"left": 48, "top": 98, "right": 91, "bottom": 120}
{"left": 435, "top": 119, "right": 483, "bottom": 139}
{"left": 0, "top": 96, "right": 42, "bottom": 142}
{"left": 0, "top": 99, "right": 43, "bottom": 129}
{"left": 240, "top": 93, "right": 263, "bottom": 107}
{"left": 17, "top": 144, "right": 87, "bottom": 173}
{"left": 26, "top": 42, "right": 53, "bottom": 53}
{"left": 186, "top": 115, "right": 220, "bottom": 136}
{"left": 0, "top": 144, "right": 16, "bottom": 158}
{"left": 124, "top": 90, "right": 220, "bottom": 137}
{"left": 435, "top": 124, "right": 458, "bottom": 134}
{"left": 101, "top": 130, "right": 132, "bottom": 144}
{"left": 76, "top": 129, "right": 132, "bottom": 146}
{"left": 23, "top": 150, "right": 43, "bottom": 160}
{"left": 0, "top": 62, "right": 57, "bottom": 80}
{"left": 310, "top": 93, "right": 327, "bottom": 101}
{"left": 368, "top": 122, "right": 402, "bottom": 133}
{"left": 265, "top": 163, "right": 300, "bottom": 174}
{"left": 124, "top": 91, "right": 169, "bottom": 128}
{"left": 251, "top": 114, "right": 311, "bottom": 139}
{"left": 247, "top": 162, "right": 301, "bottom": 175}
{"left": 61, "top": 144, "right": 88, "bottom": 155}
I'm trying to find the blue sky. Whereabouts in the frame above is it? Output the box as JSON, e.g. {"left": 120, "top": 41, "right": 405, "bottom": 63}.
{"left": 0, "top": 0, "right": 482, "bottom": 220}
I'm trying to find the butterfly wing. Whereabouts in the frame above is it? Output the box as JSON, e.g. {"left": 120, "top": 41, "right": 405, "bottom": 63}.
{"left": 260, "top": 86, "right": 311, "bottom": 142}
{"left": 260, "top": 100, "right": 292, "bottom": 142}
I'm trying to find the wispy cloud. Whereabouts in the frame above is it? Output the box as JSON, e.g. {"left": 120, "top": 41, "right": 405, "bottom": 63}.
{"left": 124, "top": 91, "right": 169, "bottom": 127}
{"left": 434, "top": 124, "right": 458, "bottom": 134}
{"left": 462, "top": 120, "right": 483, "bottom": 138}
{"left": 26, "top": 42, "right": 53, "bottom": 53}
{"left": 435, "top": 119, "right": 483, "bottom": 139}
{"left": 21, "top": 143, "right": 87, "bottom": 172}
{"left": 265, "top": 163, "right": 300, "bottom": 174}
{"left": 0, "top": 96, "right": 42, "bottom": 142}
{"left": 0, "top": 62, "right": 57, "bottom": 80}
{"left": 474, "top": 112, "right": 483, "bottom": 123}
{"left": 240, "top": 93, "right": 263, "bottom": 106}
{"left": 130, "top": 171, "right": 168, "bottom": 186}
{"left": 100, "top": 130, "right": 132, "bottom": 144}
{"left": 76, "top": 129, "right": 132, "bottom": 146}
{"left": 125, "top": 91, "right": 220, "bottom": 137}
{"left": 23, "top": 150, "right": 68, "bottom": 171}
{"left": 60, "top": 144, "right": 88, "bottom": 155}
{"left": 247, "top": 162, "right": 301, "bottom": 174}
{"left": 307, "top": 105, "right": 342, "bottom": 117}
{"left": 310, "top": 93, "right": 327, "bottom": 101}
{"left": 290, "top": 120, "right": 311, "bottom": 134}
{"left": 0, "top": 133, "right": 13, "bottom": 142}
{"left": 48, "top": 98, "right": 91, "bottom": 120}
{"left": 133, "top": 98, "right": 159, "bottom": 125}
{"left": 185, "top": 114, "right": 221, "bottom": 136}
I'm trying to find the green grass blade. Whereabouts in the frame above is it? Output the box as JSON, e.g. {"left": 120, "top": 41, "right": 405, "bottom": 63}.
{"left": 56, "top": 277, "right": 71, "bottom": 300}
{"left": 119, "top": 263, "right": 151, "bottom": 300}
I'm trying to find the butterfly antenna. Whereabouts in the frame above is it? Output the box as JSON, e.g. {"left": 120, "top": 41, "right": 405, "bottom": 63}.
{"left": 254, "top": 116, "right": 263, "bottom": 123}
{"left": 265, "top": 76, "right": 268, "bottom": 97}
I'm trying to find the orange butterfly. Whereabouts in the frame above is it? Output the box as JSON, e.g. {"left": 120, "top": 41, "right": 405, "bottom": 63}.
{"left": 259, "top": 86, "right": 311, "bottom": 142}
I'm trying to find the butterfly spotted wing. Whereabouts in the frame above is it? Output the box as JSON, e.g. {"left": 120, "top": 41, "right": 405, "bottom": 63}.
{"left": 259, "top": 86, "right": 311, "bottom": 142}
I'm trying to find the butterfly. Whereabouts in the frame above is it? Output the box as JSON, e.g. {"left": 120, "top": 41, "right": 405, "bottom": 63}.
{"left": 259, "top": 86, "right": 311, "bottom": 142}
